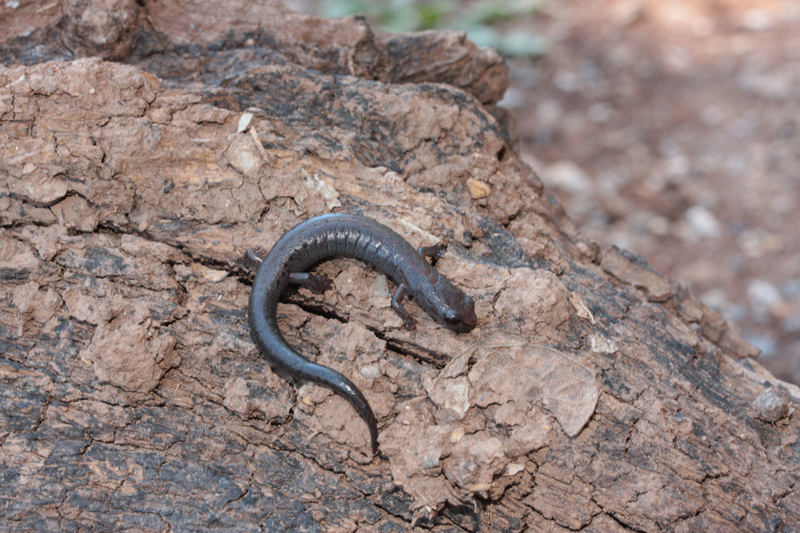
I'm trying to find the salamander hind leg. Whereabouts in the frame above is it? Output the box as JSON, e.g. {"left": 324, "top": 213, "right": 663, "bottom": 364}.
{"left": 417, "top": 243, "right": 447, "bottom": 265}
{"left": 243, "top": 246, "right": 268, "bottom": 272}
{"left": 289, "top": 272, "right": 334, "bottom": 294}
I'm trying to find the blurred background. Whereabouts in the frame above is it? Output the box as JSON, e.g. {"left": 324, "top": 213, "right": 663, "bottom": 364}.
{"left": 290, "top": 0, "right": 800, "bottom": 385}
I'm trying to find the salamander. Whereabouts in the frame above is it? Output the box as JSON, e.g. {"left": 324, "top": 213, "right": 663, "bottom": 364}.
{"left": 244, "top": 213, "right": 477, "bottom": 456}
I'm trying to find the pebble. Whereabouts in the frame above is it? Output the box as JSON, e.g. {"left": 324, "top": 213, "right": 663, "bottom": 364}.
{"left": 663, "top": 46, "right": 691, "bottom": 72}
{"left": 645, "top": 214, "right": 670, "bottom": 236}
{"left": 554, "top": 70, "right": 580, "bottom": 93}
{"left": 690, "top": 16, "right": 714, "bottom": 38}
{"left": 563, "top": 110, "right": 587, "bottom": 135}
{"left": 725, "top": 152, "right": 749, "bottom": 174}
{"left": 667, "top": 153, "right": 690, "bottom": 178}
{"left": 738, "top": 230, "right": 783, "bottom": 258}
{"left": 732, "top": 118, "right": 756, "bottom": 140}
{"left": 238, "top": 112, "right": 253, "bottom": 133}
{"left": 587, "top": 102, "right": 612, "bottom": 123}
{"left": 360, "top": 365, "right": 380, "bottom": 380}
{"left": 534, "top": 99, "right": 563, "bottom": 141}
{"left": 611, "top": 0, "right": 645, "bottom": 26}
{"left": 742, "top": 9, "right": 776, "bottom": 31}
{"left": 727, "top": 304, "right": 748, "bottom": 324}
{"left": 748, "top": 279, "right": 782, "bottom": 324}
{"left": 748, "top": 279, "right": 783, "bottom": 308}
{"left": 420, "top": 456, "right": 440, "bottom": 469}
{"left": 540, "top": 161, "right": 593, "bottom": 195}
{"left": 782, "top": 315, "right": 800, "bottom": 333}
{"left": 700, "top": 104, "right": 724, "bottom": 127}
{"left": 737, "top": 70, "right": 793, "bottom": 99}
{"left": 700, "top": 288, "right": 730, "bottom": 311}
{"left": 751, "top": 387, "right": 789, "bottom": 423}
{"left": 727, "top": 254, "right": 746, "bottom": 274}
{"left": 781, "top": 278, "right": 800, "bottom": 300}
{"left": 466, "top": 178, "right": 491, "bottom": 199}
{"left": 685, "top": 206, "right": 721, "bottom": 239}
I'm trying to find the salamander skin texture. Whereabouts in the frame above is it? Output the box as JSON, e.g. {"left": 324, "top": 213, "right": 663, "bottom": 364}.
{"left": 246, "top": 213, "right": 477, "bottom": 456}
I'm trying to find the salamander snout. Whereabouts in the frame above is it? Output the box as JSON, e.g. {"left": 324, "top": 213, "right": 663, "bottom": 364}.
{"left": 442, "top": 294, "right": 477, "bottom": 334}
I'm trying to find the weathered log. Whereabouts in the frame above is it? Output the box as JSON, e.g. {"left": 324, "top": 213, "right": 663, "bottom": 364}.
{"left": 1, "top": 2, "right": 798, "bottom": 532}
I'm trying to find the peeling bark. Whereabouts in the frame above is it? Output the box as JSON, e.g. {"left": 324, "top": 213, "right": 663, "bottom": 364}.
{"left": 1, "top": 2, "right": 799, "bottom": 532}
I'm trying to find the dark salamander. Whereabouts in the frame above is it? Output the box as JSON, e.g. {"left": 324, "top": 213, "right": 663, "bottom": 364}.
{"left": 244, "top": 213, "right": 477, "bottom": 456}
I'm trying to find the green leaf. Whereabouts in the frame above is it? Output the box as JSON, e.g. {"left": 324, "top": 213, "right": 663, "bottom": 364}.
{"left": 498, "top": 30, "right": 548, "bottom": 58}
{"left": 461, "top": 23, "right": 500, "bottom": 48}
{"left": 320, "top": 0, "right": 369, "bottom": 19}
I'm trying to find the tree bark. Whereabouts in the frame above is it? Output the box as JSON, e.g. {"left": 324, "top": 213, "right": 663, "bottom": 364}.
{"left": 1, "top": 1, "right": 798, "bottom": 532}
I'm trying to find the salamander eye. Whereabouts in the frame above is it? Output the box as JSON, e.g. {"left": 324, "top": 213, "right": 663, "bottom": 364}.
{"left": 444, "top": 309, "right": 459, "bottom": 323}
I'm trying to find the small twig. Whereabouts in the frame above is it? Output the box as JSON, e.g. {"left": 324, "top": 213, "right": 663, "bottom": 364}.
{"left": 249, "top": 126, "right": 271, "bottom": 163}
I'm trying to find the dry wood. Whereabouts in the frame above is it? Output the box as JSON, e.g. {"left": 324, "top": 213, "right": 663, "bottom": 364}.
{"left": 1, "top": 1, "right": 798, "bottom": 532}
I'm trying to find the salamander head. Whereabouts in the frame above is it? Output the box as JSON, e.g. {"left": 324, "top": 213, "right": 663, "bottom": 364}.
{"left": 441, "top": 294, "right": 477, "bottom": 333}
{"left": 418, "top": 275, "right": 477, "bottom": 334}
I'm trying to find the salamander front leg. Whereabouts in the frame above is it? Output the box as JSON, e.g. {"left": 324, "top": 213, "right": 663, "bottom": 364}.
{"left": 244, "top": 247, "right": 332, "bottom": 294}
{"left": 391, "top": 283, "right": 418, "bottom": 330}
{"left": 417, "top": 243, "right": 447, "bottom": 265}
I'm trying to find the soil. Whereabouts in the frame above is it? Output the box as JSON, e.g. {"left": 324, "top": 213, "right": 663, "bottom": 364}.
{"left": 498, "top": 0, "right": 800, "bottom": 384}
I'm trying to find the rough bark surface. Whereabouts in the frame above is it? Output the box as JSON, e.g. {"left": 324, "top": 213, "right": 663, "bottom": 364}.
{"left": 1, "top": 1, "right": 799, "bottom": 532}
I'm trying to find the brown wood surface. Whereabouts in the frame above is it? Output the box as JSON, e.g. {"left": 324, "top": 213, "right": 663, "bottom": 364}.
{"left": 1, "top": 1, "right": 798, "bottom": 532}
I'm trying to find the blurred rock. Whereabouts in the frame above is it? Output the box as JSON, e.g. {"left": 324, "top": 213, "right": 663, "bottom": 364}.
{"left": 737, "top": 69, "right": 794, "bottom": 99}
{"left": 748, "top": 279, "right": 783, "bottom": 323}
{"left": 738, "top": 230, "right": 783, "bottom": 258}
{"left": 645, "top": 214, "right": 670, "bottom": 236}
{"left": 781, "top": 278, "right": 800, "bottom": 300}
{"left": 748, "top": 279, "right": 782, "bottom": 307}
{"left": 554, "top": 69, "right": 580, "bottom": 92}
{"left": 782, "top": 314, "right": 800, "bottom": 333}
{"left": 611, "top": 0, "right": 645, "bottom": 26}
{"left": 742, "top": 9, "right": 775, "bottom": 32}
{"left": 750, "top": 387, "right": 789, "bottom": 423}
{"left": 587, "top": 102, "right": 612, "bottom": 123}
{"left": 700, "top": 288, "right": 731, "bottom": 312}
{"left": 700, "top": 104, "right": 724, "bottom": 127}
{"left": 666, "top": 153, "right": 690, "bottom": 179}
{"left": 563, "top": 110, "right": 587, "bottom": 135}
{"left": 690, "top": 16, "right": 714, "bottom": 38}
{"left": 540, "top": 160, "right": 593, "bottom": 195}
{"left": 685, "top": 206, "right": 721, "bottom": 239}
{"left": 626, "top": 210, "right": 668, "bottom": 236}
{"left": 596, "top": 169, "right": 628, "bottom": 198}
{"left": 534, "top": 98, "right": 563, "bottom": 141}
